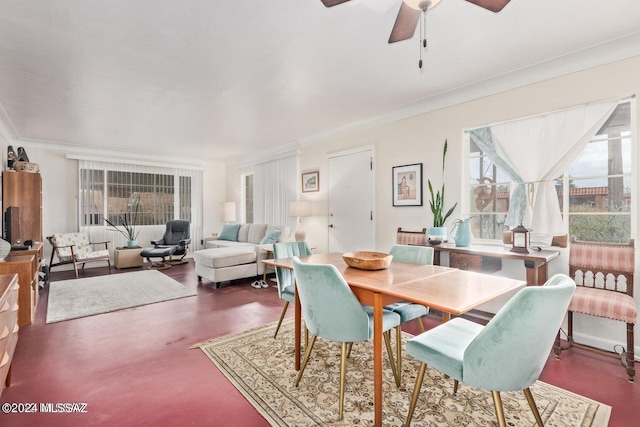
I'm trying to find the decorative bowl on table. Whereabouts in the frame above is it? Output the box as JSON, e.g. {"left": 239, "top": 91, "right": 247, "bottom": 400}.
{"left": 427, "top": 238, "right": 443, "bottom": 246}
{"left": 342, "top": 251, "right": 393, "bottom": 270}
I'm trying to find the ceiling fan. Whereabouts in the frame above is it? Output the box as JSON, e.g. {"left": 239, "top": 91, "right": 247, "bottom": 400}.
{"left": 320, "top": 0, "right": 511, "bottom": 43}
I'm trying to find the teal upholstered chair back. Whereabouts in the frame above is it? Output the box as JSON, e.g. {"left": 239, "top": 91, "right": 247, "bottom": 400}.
{"left": 389, "top": 244, "right": 434, "bottom": 265}
{"left": 463, "top": 274, "right": 576, "bottom": 391}
{"left": 292, "top": 257, "right": 372, "bottom": 343}
{"left": 273, "top": 242, "right": 312, "bottom": 300}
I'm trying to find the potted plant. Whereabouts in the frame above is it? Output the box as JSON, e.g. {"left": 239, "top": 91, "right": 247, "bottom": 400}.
{"left": 104, "top": 192, "right": 141, "bottom": 248}
{"left": 427, "top": 139, "right": 457, "bottom": 243}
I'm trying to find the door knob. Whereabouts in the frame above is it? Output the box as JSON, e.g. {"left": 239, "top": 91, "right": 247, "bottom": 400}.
{"left": 328, "top": 224, "right": 334, "bottom": 228}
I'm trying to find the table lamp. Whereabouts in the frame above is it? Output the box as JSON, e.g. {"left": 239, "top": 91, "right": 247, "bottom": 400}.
{"left": 221, "top": 202, "right": 237, "bottom": 223}
{"left": 289, "top": 200, "right": 311, "bottom": 242}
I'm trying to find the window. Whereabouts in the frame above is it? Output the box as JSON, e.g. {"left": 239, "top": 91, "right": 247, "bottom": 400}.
{"left": 564, "top": 103, "right": 632, "bottom": 242}
{"left": 468, "top": 101, "right": 633, "bottom": 243}
{"left": 81, "top": 169, "right": 191, "bottom": 227}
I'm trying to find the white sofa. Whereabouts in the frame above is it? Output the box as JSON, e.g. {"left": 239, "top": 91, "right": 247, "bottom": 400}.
{"left": 194, "top": 223, "right": 290, "bottom": 287}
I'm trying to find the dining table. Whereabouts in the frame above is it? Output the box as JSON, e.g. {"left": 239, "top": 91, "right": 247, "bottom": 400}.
{"left": 262, "top": 252, "right": 526, "bottom": 427}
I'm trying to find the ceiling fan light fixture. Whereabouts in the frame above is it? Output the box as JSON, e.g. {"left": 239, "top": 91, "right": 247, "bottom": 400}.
{"left": 404, "top": 0, "right": 442, "bottom": 11}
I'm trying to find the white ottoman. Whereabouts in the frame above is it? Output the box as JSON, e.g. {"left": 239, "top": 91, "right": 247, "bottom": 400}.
{"left": 194, "top": 247, "right": 258, "bottom": 288}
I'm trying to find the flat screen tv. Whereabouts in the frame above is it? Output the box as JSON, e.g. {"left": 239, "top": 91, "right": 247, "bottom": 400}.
{"left": 4, "top": 206, "right": 20, "bottom": 244}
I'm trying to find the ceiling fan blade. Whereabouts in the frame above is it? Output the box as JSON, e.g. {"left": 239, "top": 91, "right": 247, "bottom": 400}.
{"left": 388, "top": 2, "right": 421, "bottom": 44}
{"left": 464, "top": 0, "right": 511, "bottom": 13}
{"left": 321, "top": 0, "right": 351, "bottom": 7}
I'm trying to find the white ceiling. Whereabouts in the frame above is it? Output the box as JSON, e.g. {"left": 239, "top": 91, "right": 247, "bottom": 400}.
{"left": 0, "top": 0, "right": 639, "bottom": 163}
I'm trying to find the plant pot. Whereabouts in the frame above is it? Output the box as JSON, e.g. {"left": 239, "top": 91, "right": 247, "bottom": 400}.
{"left": 427, "top": 227, "right": 447, "bottom": 245}
{"left": 127, "top": 240, "right": 139, "bottom": 248}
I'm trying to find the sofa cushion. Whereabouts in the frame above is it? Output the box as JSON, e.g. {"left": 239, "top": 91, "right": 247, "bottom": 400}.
{"left": 218, "top": 224, "right": 240, "bottom": 241}
{"left": 247, "top": 224, "right": 268, "bottom": 244}
{"left": 266, "top": 225, "right": 291, "bottom": 242}
{"left": 237, "top": 224, "right": 251, "bottom": 242}
{"left": 193, "top": 248, "right": 256, "bottom": 269}
{"left": 260, "top": 228, "right": 281, "bottom": 244}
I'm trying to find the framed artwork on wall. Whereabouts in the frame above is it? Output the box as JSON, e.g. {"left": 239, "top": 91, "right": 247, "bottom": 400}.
{"left": 302, "top": 171, "right": 319, "bottom": 192}
{"left": 392, "top": 163, "right": 423, "bottom": 206}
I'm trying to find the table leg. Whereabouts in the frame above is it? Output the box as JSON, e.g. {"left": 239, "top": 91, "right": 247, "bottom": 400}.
{"left": 524, "top": 260, "right": 548, "bottom": 286}
{"left": 373, "top": 292, "right": 383, "bottom": 427}
{"left": 295, "top": 290, "right": 301, "bottom": 371}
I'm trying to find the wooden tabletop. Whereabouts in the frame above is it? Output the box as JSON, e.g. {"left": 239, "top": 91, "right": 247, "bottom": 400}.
{"left": 263, "top": 252, "right": 525, "bottom": 315}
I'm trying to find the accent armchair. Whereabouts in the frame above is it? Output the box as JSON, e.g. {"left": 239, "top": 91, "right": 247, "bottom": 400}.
{"left": 150, "top": 220, "right": 191, "bottom": 265}
{"left": 405, "top": 274, "right": 576, "bottom": 427}
{"left": 47, "top": 232, "right": 111, "bottom": 280}
{"left": 272, "top": 241, "right": 313, "bottom": 338}
{"left": 384, "top": 244, "right": 433, "bottom": 386}
{"left": 292, "top": 257, "right": 401, "bottom": 420}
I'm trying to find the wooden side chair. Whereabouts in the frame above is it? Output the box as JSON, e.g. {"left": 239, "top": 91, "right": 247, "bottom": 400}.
{"left": 554, "top": 237, "right": 636, "bottom": 381}
{"left": 47, "top": 232, "right": 111, "bottom": 280}
{"left": 396, "top": 227, "right": 427, "bottom": 245}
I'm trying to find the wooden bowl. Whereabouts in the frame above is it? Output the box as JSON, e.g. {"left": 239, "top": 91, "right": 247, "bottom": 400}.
{"left": 342, "top": 251, "right": 393, "bottom": 270}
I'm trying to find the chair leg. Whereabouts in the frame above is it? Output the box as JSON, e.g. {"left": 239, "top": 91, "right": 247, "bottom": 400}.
{"left": 339, "top": 342, "right": 348, "bottom": 420}
{"left": 72, "top": 261, "right": 79, "bottom": 278}
{"left": 416, "top": 317, "right": 425, "bottom": 333}
{"left": 567, "top": 311, "right": 574, "bottom": 346}
{"left": 406, "top": 362, "right": 427, "bottom": 427}
{"left": 396, "top": 326, "right": 402, "bottom": 386}
{"left": 346, "top": 342, "right": 353, "bottom": 358}
{"left": 523, "top": 388, "right": 544, "bottom": 427}
{"left": 384, "top": 330, "right": 400, "bottom": 387}
{"left": 625, "top": 322, "right": 635, "bottom": 382}
{"left": 453, "top": 379, "right": 459, "bottom": 394}
{"left": 491, "top": 391, "right": 507, "bottom": 427}
{"left": 273, "top": 301, "right": 289, "bottom": 338}
{"left": 295, "top": 335, "right": 317, "bottom": 387}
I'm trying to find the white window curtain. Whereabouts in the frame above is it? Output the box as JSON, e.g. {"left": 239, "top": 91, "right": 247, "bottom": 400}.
{"left": 72, "top": 156, "right": 204, "bottom": 253}
{"left": 468, "top": 98, "right": 618, "bottom": 240}
{"left": 253, "top": 154, "right": 297, "bottom": 231}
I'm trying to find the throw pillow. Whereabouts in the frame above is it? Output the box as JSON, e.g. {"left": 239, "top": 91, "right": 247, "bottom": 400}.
{"left": 218, "top": 224, "right": 241, "bottom": 241}
{"left": 260, "top": 229, "right": 281, "bottom": 244}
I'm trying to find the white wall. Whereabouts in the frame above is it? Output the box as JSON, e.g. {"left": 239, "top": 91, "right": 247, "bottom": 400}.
{"left": 227, "top": 55, "right": 640, "bottom": 358}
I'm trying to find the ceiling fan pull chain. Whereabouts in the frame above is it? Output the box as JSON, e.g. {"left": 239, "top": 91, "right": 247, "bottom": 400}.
{"left": 423, "top": 10, "right": 428, "bottom": 48}
{"left": 418, "top": 11, "right": 424, "bottom": 68}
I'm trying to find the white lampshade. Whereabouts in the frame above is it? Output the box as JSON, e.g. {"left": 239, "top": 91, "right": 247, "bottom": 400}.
{"left": 289, "top": 200, "right": 311, "bottom": 218}
{"left": 221, "top": 202, "right": 237, "bottom": 223}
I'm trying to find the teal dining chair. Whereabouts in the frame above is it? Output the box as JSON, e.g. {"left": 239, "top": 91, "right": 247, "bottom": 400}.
{"left": 384, "top": 244, "right": 433, "bottom": 385}
{"left": 405, "top": 274, "right": 576, "bottom": 427}
{"left": 292, "top": 257, "right": 402, "bottom": 420}
{"left": 272, "top": 241, "right": 313, "bottom": 339}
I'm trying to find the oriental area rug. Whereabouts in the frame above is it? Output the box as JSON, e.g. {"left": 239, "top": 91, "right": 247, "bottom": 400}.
{"left": 193, "top": 319, "right": 611, "bottom": 427}
{"left": 46, "top": 270, "right": 196, "bottom": 323}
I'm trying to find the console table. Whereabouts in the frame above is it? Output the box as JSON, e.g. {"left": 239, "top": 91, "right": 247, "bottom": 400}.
{"left": 430, "top": 243, "right": 560, "bottom": 286}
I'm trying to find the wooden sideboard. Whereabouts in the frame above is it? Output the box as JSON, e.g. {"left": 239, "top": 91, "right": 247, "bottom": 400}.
{"left": 0, "top": 274, "right": 19, "bottom": 397}
{"left": 430, "top": 243, "right": 560, "bottom": 286}
{"left": 0, "top": 253, "right": 38, "bottom": 326}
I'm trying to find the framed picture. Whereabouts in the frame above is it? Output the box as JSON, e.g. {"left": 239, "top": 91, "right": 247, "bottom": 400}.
{"left": 392, "top": 163, "right": 423, "bottom": 206}
{"left": 302, "top": 171, "right": 319, "bottom": 193}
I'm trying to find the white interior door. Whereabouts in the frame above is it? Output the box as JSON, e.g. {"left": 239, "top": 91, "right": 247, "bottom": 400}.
{"left": 327, "top": 148, "right": 374, "bottom": 252}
